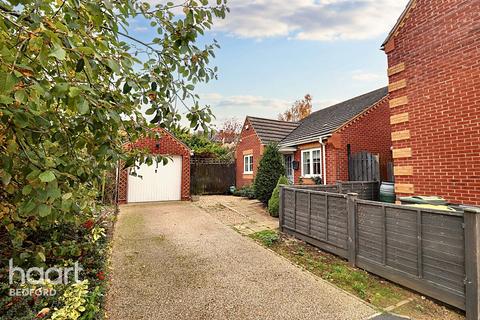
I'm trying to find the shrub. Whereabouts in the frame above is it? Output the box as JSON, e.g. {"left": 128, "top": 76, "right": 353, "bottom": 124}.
{"left": 268, "top": 175, "right": 289, "bottom": 217}
{"left": 312, "top": 176, "right": 323, "bottom": 185}
{"left": 253, "top": 144, "right": 285, "bottom": 204}
{"left": 233, "top": 185, "right": 255, "bottom": 199}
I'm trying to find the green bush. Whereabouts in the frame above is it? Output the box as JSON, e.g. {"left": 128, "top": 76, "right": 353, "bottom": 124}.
{"left": 233, "top": 185, "right": 255, "bottom": 199}
{"left": 254, "top": 144, "right": 285, "bottom": 204}
{"left": 268, "top": 175, "right": 290, "bottom": 217}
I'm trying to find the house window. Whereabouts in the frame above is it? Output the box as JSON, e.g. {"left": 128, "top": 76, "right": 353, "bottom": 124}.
{"left": 301, "top": 149, "right": 322, "bottom": 178}
{"left": 244, "top": 155, "right": 253, "bottom": 174}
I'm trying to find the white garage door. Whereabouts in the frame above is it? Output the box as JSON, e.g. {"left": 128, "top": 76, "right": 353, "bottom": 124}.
{"left": 127, "top": 156, "right": 182, "bottom": 202}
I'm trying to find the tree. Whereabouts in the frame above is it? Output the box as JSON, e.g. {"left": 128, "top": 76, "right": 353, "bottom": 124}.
{"left": 268, "top": 175, "right": 289, "bottom": 217}
{"left": 0, "top": 0, "right": 227, "bottom": 269}
{"left": 173, "top": 130, "right": 230, "bottom": 159}
{"left": 254, "top": 144, "right": 285, "bottom": 204}
{"left": 213, "top": 117, "right": 242, "bottom": 144}
{"left": 278, "top": 94, "right": 313, "bottom": 122}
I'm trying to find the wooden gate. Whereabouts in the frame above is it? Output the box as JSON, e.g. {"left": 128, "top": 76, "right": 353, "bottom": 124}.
{"left": 348, "top": 151, "right": 380, "bottom": 181}
{"left": 190, "top": 158, "right": 236, "bottom": 195}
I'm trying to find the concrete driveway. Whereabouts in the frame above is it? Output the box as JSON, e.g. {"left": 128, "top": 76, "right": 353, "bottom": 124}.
{"left": 106, "top": 202, "right": 377, "bottom": 320}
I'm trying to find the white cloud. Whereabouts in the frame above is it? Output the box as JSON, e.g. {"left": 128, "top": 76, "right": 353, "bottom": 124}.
{"left": 213, "top": 0, "right": 407, "bottom": 41}
{"left": 351, "top": 70, "right": 382, "bottom": 81}
{"left": 200, "top": 93, "right": 337, "bottom": 124}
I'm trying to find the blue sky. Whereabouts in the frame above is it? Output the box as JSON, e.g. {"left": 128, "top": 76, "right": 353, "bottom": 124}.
{"left": 130, "top": 0, "right": 409, "bottom": 126}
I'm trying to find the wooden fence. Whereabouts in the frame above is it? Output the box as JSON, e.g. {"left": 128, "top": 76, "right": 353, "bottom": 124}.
{"left": 279, "top": 186, "right": 480, "bottom": 319}
{"left": 291, "top": 181, "right": 379, "bottom": 201}
{"left": 349, "top": 151, "right": 380, "bottom": 181}
{"left": 190, "top": 158, "right": 235, "bottom": 195}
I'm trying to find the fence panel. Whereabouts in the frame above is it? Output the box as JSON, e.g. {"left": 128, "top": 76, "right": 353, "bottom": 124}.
{"left": 282, "top": 188, "right": 349, "bottom": 258}
{"left": 190, "top": 159, "right": 235, "bottom": 195}
{"left": 355, "top": 199, "right": 465, "bottom": 310}
{"left": 349, "top": 151, "right": 380, "bottom": 181}
{"left": 279, "top": 186, "right": 475, "bottom": 315}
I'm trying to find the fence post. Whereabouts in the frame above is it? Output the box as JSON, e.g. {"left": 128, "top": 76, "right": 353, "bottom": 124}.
{"left": 279, "top": 186, "right": 285, "bottom": 232}
{"left": 347, "top": 192, "right": 358, "bottom": 267}
{"left": 464, "top": 207, "right": 480, "bottom": 320}
{"left": 336, "top": 181, "right": 343, "bottom": 194}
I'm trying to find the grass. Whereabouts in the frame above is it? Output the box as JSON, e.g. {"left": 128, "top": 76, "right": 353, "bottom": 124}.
{"left": 249, "top": 229, "right": 465, "bottom": 320}
{"left": 249, "top": 229, "right": 279, "bottom": 247}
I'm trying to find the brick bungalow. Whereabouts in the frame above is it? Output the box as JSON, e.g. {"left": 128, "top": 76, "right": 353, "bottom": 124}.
{"left": 235, "top": 117, "right": 299, "bottom": 188}
{"left": 279, "top": 87, "right": 392, "bottom": 185}
{"left": 383, "top": 0, "right": 480, "bottom": 205}
{"left": 118, "top": 128, "right": 191, "bottom": 204}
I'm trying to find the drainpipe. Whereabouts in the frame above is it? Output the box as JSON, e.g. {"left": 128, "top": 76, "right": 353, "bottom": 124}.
{"left": 319, "top": 136, "right": 328, "bottom": 185}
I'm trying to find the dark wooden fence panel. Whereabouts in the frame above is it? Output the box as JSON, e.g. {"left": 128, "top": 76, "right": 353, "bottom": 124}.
{"left": 290, "top": 181, "right": 379, "bottom": 201}
{"left": 279, "top": 186, "right": 480, "bottom": 318}
{"left": 190, "top": 159, "right": 235, "bottom": 195}
{"left": 349, "top": 151, "right": 380, "bottom": 181}
{"left": 355, "top": 199, "right": 466, "bottom": 310}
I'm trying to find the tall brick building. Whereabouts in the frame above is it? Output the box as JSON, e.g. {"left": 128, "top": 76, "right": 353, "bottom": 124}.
{"left": 383, "top": 0, "right": 480, "bottom": 205}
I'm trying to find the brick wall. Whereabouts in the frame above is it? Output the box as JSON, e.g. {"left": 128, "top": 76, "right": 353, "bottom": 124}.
{"left": 332, "top": 98, "right": 392, "bottom": 181}
{"left": 118, "top": 128, "right": 191, "bottom": 203}
{"left": 291, "top": 99, "right": 392, "bottom": 185}
{"left": 384, "top": 0, "right": 480, "bottom": 205}
{"left": 235, "top": 118, "right": 264, "bottom": 188}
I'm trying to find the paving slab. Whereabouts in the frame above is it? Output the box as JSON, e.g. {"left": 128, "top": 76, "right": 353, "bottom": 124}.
{"left": 106, "top": 202, "right": 377, "bottom": 320}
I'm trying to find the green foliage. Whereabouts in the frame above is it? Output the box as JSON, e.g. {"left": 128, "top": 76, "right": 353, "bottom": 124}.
{"left": 249, "top": 230, "right": 279, "bottom": 247}
{"left": 51, "top": 280, "right": 89, "bottom": 320}
{"left": 233, "top": 184, "right": 255, "bottom": 199}
{"left": 312, "top": 176, "right": 323, "bottom": 185}
{"left": 174, "top": 130, "right": 231, "bottom": 159}
{"left": 268, "top": 175, "right": 289, "bottom": 217}
{"left": 0, "top": 0, "right": 227, "bottom": 318}
{"left": 253, "top": 144, "right": 285, "bottom": 204}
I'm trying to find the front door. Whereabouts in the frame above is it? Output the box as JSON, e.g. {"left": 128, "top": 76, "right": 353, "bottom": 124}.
{"left": 284, "top": 155, "right": 294, "bottom": 183}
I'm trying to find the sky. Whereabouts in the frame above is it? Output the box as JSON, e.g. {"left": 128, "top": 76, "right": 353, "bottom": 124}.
{"left": 129, "top": 0, "right": 410, "bottom": 127}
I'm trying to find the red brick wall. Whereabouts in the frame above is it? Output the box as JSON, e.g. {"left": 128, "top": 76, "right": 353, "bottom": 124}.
{"left": 332, "top": 99, "right": 392, "bottom": 182}
{"left": 235, "top": 119, "right": 264, "bottom": 188}
{"left": 291, "top": 100, "right": 392, "bottom": 185}
{"left": 385, "top": 0, "right": 480, "bottom": 205}
{"left": 118, "top": 128, "right": 191, "bottom": 203}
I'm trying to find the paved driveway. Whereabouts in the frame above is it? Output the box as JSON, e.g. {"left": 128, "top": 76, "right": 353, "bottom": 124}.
{"left": 106, "top": 202, "right": 377, "bottom": 320}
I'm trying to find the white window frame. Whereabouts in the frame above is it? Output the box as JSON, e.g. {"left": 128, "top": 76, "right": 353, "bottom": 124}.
{"left": 244, "top": 155, "right": 254, "bottom": 174}
{"left": 301, "top": 148, "right": 322, "bottom": 178}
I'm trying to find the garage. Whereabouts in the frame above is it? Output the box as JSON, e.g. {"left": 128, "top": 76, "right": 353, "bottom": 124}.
{"left": 127, "top": 156, "right": 183, "bottom": 202}
{"left": 118, "top": 128, "right": 191, "bottom": 204}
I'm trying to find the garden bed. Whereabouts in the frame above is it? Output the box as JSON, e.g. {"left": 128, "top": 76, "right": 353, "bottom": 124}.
{"left": 0, "top": 206, "right": 116, "bottom": 320}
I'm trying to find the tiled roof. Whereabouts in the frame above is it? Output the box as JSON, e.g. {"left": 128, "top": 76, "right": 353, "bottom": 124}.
{"left": 247, "top": 116, "right": 300, "bottom": 144}
{"left": 280, "top": 87, "right": 388, "bottom": 146}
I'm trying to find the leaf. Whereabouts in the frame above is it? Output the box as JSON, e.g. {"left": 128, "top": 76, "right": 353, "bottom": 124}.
{"left": 1, "top": 170, "right": 12, "bottom": 186}
{"left": 123, "top": 82, "right": 132, "bottom": 94}
{"left": 49, "top": 43, "right": 66, "bottom": 60}
{"left": 68, "top": 86, "right": 82, "bottom": 98}
{"left": 38, "top": 204, "right": 51, "bottom": 217}
{"left": 106, "top": 59, "right": 120, "bottom": 74}
{"left": 62, "top": 192, "right": 72, "bottom": 200}
{"left": 77, "top": 98, "right": 89, "bottom": 114}
{"left": 0, "top": 73, "right": 18, "bottom": 94}
{"left": 37, "top": 251, "right": 46, "bottom": 262}
{"left": 39, "top": 170, "right": 56, "bottom": 183}
{"left": 75, "top": 58, "right": 85, "bottom": 72}
{"left": 22, "top": 185, "right": 32, "bottom": 195}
